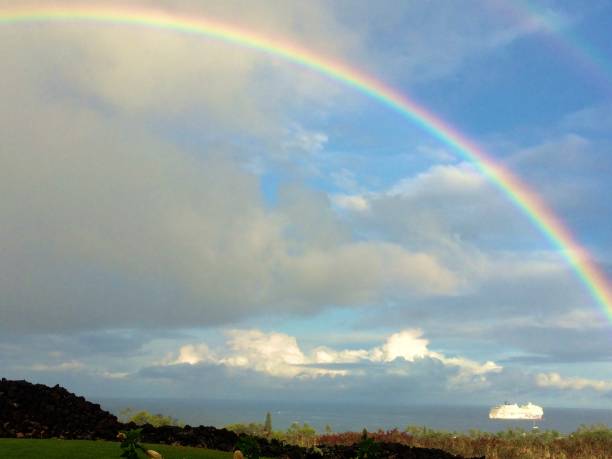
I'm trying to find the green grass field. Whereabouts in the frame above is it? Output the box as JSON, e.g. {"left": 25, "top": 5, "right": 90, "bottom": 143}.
{"left": 0, "top": 438, "right": 234, "bottom": 459}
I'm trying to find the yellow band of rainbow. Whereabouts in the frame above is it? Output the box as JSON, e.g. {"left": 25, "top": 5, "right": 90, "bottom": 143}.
{"left": 2, "top": 5, "right": 611, "bottom": 317}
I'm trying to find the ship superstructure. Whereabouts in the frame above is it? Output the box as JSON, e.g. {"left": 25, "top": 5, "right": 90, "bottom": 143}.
{"left": 489, "top": 402, "right": 543, "bottom": 420}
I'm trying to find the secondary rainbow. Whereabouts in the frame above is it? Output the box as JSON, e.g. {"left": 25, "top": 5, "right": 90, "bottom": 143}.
{"left": 2, "top": 5, "right": 611, "bottom": 317}
{"left": 495, "top": 0, "right": 612, "bottom": 95}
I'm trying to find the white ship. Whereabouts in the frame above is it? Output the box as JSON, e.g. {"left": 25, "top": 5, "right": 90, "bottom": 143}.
{"left": 489, "top": 402, "right": 543, "bottom": 420}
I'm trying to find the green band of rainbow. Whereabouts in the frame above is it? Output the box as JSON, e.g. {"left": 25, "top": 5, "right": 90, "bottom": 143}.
{"left": 2, "top": 5, "right": 611, "bottom": 317}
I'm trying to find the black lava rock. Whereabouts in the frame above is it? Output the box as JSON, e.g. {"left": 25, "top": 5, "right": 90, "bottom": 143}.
{"left": 0, "top": 378, "right": 122, "bottom": 440}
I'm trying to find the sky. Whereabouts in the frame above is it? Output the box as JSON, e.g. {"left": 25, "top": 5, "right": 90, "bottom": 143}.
{"left": 1, "top": 0, "right": 612, "bottom": 409}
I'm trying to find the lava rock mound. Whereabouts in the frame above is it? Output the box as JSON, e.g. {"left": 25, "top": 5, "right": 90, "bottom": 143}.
{"left": 0, "top": 378, "right": 121, "bottom": 440}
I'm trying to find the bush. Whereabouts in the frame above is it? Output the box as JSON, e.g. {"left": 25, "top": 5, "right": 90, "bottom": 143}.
{"left": 235, "top": 435, "right": 261, "bottom": 459}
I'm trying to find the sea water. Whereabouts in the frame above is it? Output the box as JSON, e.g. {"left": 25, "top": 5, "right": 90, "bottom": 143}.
{"left": 95, "top": 398, "right": 612, "bottom": 434}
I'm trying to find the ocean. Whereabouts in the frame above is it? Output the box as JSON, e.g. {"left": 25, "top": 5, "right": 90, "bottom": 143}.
{"left": 94, "top": 398, "right": 612, "bottom": 435}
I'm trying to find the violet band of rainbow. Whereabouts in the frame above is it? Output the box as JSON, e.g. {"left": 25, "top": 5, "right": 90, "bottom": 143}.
{"left": 2, "top": 5, "right": 611, "bottom": 317}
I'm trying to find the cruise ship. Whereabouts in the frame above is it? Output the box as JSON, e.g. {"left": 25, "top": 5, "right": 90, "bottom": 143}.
{"left": 489, "top": 402, "right": 543, "bottom": 420}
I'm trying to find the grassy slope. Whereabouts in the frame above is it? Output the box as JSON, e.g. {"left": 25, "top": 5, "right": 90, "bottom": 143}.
{"left": 0, "top": 438, "right": 233, "bottom": 459}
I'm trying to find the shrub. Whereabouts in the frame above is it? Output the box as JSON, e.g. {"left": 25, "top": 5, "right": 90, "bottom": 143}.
{"left": 235, "top": 435, "right": 261, "bottom": 459}
{"left": 118, "top": 428, "right": 145, "bottom": 459}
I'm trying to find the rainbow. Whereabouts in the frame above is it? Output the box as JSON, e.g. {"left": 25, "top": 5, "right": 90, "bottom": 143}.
{"left": 1, "top": 5, "right": 611, "bottom": 317}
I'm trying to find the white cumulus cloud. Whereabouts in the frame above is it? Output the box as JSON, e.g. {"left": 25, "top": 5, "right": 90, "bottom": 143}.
{"left": 170, "top": 329, "right": 501, "bottom": 385}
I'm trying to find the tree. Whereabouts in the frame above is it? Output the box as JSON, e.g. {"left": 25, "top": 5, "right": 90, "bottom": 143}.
{"left": 357, "top": 428, "right": 382, "bottom": 459}
{"left": 264, "top": 412, "right": 272, "bottom": 435}
{"left": 119, "top": 408, "right": 183, "bottom": 427}
{"left": 287, "top": 422, "right": 317, "bottom": 447}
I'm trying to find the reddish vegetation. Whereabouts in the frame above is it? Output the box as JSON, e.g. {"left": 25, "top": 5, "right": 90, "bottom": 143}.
{"left": 318, "top": 427, "right": 612, "bottom": 459}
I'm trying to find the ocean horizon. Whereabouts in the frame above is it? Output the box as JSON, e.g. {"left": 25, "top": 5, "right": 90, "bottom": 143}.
{"left": 94, "top": 398, "right": 612, "bottom": 435}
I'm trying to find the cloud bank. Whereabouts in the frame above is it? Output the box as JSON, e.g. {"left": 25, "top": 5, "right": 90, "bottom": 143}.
{"left": 169, "top": 329, "right": 502, "bottom": 384}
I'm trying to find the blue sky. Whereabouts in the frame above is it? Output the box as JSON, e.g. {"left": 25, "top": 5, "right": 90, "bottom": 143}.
{"left": 1, "top": 0, "right": 612, "bottom": 409}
